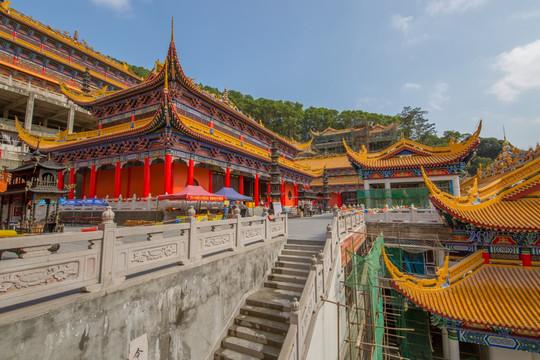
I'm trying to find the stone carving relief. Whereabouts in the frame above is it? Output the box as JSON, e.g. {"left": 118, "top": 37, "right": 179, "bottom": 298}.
{"left": 203, "top": 234, "right": 232, "bottom": 248}
{"left": 271, "top": 224, "right": 283, "bottom": 235}
{"left": 243, "top": 228, "right": 263, "bottom": 240}
{"left": 0, "top": 262, "right": 79, "bottom": 292}
{"left": 131, "top": 245, "right": 177, "bottom": 263}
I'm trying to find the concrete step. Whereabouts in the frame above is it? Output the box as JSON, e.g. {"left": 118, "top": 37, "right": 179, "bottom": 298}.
{"left": 222, "top": 336, "right": 281, "bottom": 360}
{"left": 271, "top": 267, "right": 309, "bottom": 278}
{"left": 235, "top": 314, "right": 289, "bottom": 336}
{"left": 287, "top": 239, "right": 326, "bottom": 246}
{"left": 240, "top": 304, "right": 289, "bottom": 324}
{"left": 284, "top": 244, "right": 325, "bottom": 252}
{"left": 278, "top": 255, "right": 314, "bottom": 264}
{"left": 281, "top": 249, "right": 320, "bottom": 257}
{"left": 246, "top": 288, "right": 300, "bottom": 312}
{"left": 275, "top": 260, "right": 311, "bottom": 270}
{"left": 214, "top": 347, "right": 260, "bottom": 360}
{"left": 264, "top": 280, "right": 304, "bottom": 293}
{"left": 267, "top": 273, "right": 307, "bottom": 284}
{"left": 229, "top": 324, "right": 286, "bottom": 348}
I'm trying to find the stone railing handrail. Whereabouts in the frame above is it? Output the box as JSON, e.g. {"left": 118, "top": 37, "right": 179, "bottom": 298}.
{"left": 280, "top": 209, "right": 365, "bottom": 360}
{"left": 0, "top": 207, "right": 287, "bottom": 309}
{"left": 364, "top": 207, "right": 443, "bottom": 224}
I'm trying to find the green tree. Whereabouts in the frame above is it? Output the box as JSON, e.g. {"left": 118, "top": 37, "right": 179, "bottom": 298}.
{"left": 301, "top": 107, "right": 339, "bottom": 140}
{"left": 396, "top": 106, "right": 436, "bottom": 142}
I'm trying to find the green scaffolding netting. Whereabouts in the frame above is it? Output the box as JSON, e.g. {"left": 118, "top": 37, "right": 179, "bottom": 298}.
{"left": 357, "top": 188, "right": 430, "bottom": 208}
{"left": 346, "top": 240, "right": 433, "bottom": 360}
{"left": 386, "top": 248, "right": 433, "bottom": 360}
{"left": 344, "top": 236, "right": 384, "bottom": 360}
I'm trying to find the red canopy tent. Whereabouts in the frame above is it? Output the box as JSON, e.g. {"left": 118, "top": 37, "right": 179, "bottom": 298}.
{"left": 157, "top": 185, "right": 225, "bottom": 201}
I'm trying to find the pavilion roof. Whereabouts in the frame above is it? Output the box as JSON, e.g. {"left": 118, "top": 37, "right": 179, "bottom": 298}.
{"left": 344, "top": 121, "right": 481, "bottom": 170}
{"left": 460, "top": 142, "right": 540, "bottom": 195}
{"left": 383, "top": 249, "right": 540, "bottom": 335}
{"left": 309, "top": 123, "right": 397, "bottom": 137}
{"left": 421, "top": 153, "right": 540, "bottom": 231}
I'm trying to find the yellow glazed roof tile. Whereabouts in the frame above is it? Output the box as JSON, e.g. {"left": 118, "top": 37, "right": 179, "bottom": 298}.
{"left": 344, "top": 121, "right": 481, "bottom": 169}
{"left": 383, "top": 249, "right": 540, "bottom": 333}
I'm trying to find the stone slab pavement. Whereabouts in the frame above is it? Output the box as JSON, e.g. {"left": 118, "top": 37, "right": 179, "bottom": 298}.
{"left": 287, "top": 213, "right": 334, "bottom": 242}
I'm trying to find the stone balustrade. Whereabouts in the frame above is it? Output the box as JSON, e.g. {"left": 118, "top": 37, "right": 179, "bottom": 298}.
{"left": 364, "top": 207, "right": 443, "bottom": 224}
{"left": 0, "top": 207, "right": 287, "bottom": 309}
{"left": 280, "top": 210, "right": 365, "bottom": 360}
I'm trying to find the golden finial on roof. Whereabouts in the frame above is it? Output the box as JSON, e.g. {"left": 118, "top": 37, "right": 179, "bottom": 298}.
{"left": 171, "top": 17, "right": 174, "bottom": 43}
{"left": 74, "top": 29, "right": 78, "bottom": 41}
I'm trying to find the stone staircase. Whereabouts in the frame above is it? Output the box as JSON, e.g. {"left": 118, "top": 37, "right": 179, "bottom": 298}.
{"left": 214, "top": 239, "right": 325, "bottom": 360}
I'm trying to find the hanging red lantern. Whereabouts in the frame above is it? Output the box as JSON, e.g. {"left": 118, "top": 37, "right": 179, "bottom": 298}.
{"left": 12, "top": 31, "right": 16, "bottom": 40}
{"left": 40, "top": 43, "right": 44, "bottom": 52}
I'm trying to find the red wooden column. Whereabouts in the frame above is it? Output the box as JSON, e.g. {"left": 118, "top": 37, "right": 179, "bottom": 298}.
{"left": 164, "top": 154, "right": 172, "bottom": 194}
{"left": 337, "top": 192, "right": 342, "bottom": 208}
{"left": 281, "top": 180, "right": 285, "bottom": 204}
{"left": 143, "top": 157, "right": 151, "bottom": 197}
{"left": 294, "top": 183, "right": 298, "bottom": 206}
{"left": 266, "top": 181, "right": 271, "bottom": 204}
{"left": 254, "top": 174, "right": 259, "bottom": 206}
{"left": 57, "top": 170, "right": 64, "bottom": 191}
{"left": 520, "top": 249, "right": 532, "bottom": 267}
{"left": 81, "top": 172, "right": 86, "bottom": 198}
{"left": 239, "top": 175, "right": 244, "bottom": 195}
{"left": 482, "top": 248, "right": 490, "bottom": 264}
{"left": 89, "top": 165, "right": 97, "bottom": 198}
{"left": 225, "top": 167, "right": 231, "bottom": 188}
{"left": 68, "top": 168, "right": 75, "bottom": 199}
{"left": 208, "top": 169, "right": 213, "bottom": 193}
{"left": 187, "top": 159, "right": 195, "bottom": 186}
{"left": 114, "top": 162, "right": 122, "bottom": 199}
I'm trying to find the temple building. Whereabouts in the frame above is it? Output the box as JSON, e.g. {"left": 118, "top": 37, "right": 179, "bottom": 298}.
{"left": 296, "top": 154, "right": 359, "bottom": 207}
{"left": 383, "top": 142, "right": 540, "bottom": 360}
{"left": 309, "top": 123, "right": 398, "bottom": 154}
{"left": 344, "top": 122, "right": 481, "bottom": 207}
{"left": 15, "top": 23, "right": 320, "bottom": 206}
{"left": 0, "top": 1, "right": 142, "bottom": 169}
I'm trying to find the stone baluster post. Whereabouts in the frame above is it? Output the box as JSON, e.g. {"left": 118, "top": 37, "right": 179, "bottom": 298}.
{"left": 186, "top": 206, "right": 199, "bottom": 261}
{"left": 263, "top": 206, "right": 270, "bottom": 240}
{"left": 290, "top": 297, "right": 301, "bottom": 360}
{"left": 92, "top": 207, "right": 118, "bottom": 290}
{"left": 233, "top": 206, "right": 242, "bottom": 249}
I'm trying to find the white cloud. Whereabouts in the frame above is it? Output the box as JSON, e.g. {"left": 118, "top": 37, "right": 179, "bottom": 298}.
{"left": 403, "top": 82, "right": 421, "bottom": 90}
{"left": 90, "top": 0, "right": 131, "bottom": 12}
{"left": 511, "top": 9, "right": 540, "bottom": 20}
{"left": 429, "top": 82, "right": 449, "bottom": 111}
{"left": 390, "top": 14, "right": 413, "bottom": 33}
{"left": 488, "top": 39, "right": 540, "bottom": 102}
{"left": 426, "top": 0, "right": 486, "bottom": 15}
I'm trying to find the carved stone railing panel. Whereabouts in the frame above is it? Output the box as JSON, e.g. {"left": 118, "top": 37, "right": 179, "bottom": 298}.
{"left": 0, "top": 214, "right": 288, "bottom": 309}
{"left": 241, "top": 223, "right": 265, "bottom": 245}
{"left": 364, "top": 208, "right": 442, "bottom": 224}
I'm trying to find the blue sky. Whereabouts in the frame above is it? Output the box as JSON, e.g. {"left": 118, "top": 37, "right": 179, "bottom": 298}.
{"left": 13, "top": 0, "right": 540, "bottom": 148}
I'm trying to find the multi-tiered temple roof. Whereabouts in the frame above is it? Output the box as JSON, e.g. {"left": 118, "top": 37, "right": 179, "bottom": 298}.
{"left": 384, "top": 249, "right": 540, "bottom": 339}
{"left": 421, "top": 142, "right": 540, "bottom": 231}
{"left": 16, "top": 21, "right": 319, "bottom": 187}
{"left": 344, "top": 122, "right": 481, "bottom": 175}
